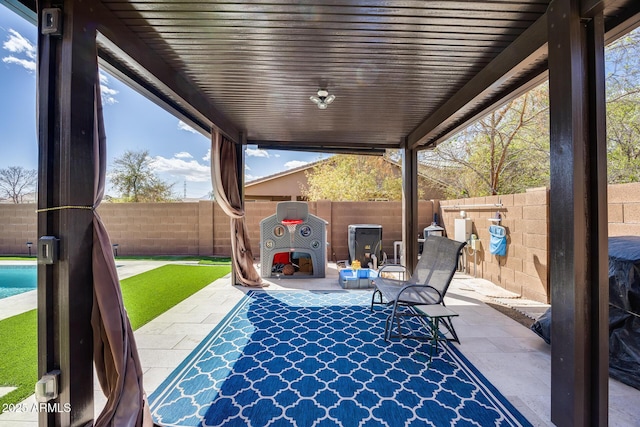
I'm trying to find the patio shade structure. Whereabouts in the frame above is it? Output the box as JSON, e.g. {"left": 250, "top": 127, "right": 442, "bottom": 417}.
{"left": 3, "top": 0, "right": 638, "bottom": 425}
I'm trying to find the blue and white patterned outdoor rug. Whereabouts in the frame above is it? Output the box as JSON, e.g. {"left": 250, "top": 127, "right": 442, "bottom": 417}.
{"left": 148, "top": 290, "right": 532, "bottom": 427}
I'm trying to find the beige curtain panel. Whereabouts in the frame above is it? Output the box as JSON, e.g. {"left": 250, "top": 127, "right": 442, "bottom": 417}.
{"left": 90, "top": 67, "right": 154, "bottom": 426}
{"left": 211, "top": 130, "right": 264, "bottom": 287}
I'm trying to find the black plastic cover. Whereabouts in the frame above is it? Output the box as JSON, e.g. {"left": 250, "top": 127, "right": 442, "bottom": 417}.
{"left": 530, "top": 236, "right": 640, "bottom": 390}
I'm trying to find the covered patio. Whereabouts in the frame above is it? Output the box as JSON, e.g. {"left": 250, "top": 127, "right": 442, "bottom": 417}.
{"left": 1, "top": 263, "right": 638, "bottom": 425}
{"left": 3, "top": 0, "right": 640, "bottom": 425}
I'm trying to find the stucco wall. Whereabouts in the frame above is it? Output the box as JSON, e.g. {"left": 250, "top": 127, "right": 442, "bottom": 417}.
{"left": 246, "top": 171, "right": 310, "bottom": 201}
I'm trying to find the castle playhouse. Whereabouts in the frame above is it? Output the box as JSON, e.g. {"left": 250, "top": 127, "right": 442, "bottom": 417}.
{"left": 260, "top": 201, "right": 327, "bottom": 278}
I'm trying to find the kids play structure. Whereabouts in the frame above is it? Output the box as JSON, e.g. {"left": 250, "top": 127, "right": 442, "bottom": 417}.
{"left": 260, "top": 202, "right": 327, "bottom": 278}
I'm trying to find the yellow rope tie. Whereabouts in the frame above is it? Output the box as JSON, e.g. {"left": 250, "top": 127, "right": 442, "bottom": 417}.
{"left": 36, "top": 205, "right": 94, "bottom": 213}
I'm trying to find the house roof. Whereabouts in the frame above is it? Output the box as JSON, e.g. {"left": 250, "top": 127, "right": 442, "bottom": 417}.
{"left": 246, "top": 158, "right": 329, "bottom": 186}
{"left": 246, "top": 154, "right": 440, "bottom": 187}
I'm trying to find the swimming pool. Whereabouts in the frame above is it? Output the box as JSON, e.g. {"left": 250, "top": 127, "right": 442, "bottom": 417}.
{"left": 0, "top": 265, "right": 37, "bottom": 300}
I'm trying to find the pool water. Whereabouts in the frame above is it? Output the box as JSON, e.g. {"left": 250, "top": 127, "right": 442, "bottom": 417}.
{"left": 0, "top": 265, "right": 37, "bottom": 299}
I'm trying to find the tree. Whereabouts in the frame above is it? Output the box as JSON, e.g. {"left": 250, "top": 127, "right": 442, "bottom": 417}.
{"left": 417, "top": 27, "right": 640, "bottom": 195}
{"left": 303, "top": 154, "right": 408, "bottom": 201}
{"left": 109, "top": 150, "right": 175, "bottom": 202}
{"left": 607, "top": 100, "right": 640, "bottom": 183}
{"left": 605, "top": 29, "right": 640, "bottom": 183}
{"left": 0, "top": 166, "right": 37, "bottom": 203}
{"left": 420, "top": 83, "right": 550, "bottom": 198}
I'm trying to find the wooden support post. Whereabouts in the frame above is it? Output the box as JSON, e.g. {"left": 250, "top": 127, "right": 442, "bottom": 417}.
{"left": 402, "top": 143, "right": 419, "bottom": 273}
{"left": 37, "top": 1, "right": 97, "bottom": 425}
{"left": 548, "top": 1, "right": 608, "bottom": 425}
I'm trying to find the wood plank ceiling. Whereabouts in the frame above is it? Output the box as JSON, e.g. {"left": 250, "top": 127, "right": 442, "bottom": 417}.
{"left": 94, "top": 0, "right": 636, "bottom": 153}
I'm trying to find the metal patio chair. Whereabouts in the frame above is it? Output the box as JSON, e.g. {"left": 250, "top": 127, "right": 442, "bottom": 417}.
{"left": 371, "top": 235, "right": 466, "bottom": 342}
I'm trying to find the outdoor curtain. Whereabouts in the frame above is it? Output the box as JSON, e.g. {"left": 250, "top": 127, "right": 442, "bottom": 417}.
{"left": 211, "top": 130, "right": 264, "bottom": 287}
{"left": 91, "top": 66, "right": 154, "bottom": 426}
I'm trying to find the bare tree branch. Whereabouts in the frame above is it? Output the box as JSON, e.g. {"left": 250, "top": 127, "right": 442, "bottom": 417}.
{"left": 0, "top": 166, "right": 37, "bottom": 203}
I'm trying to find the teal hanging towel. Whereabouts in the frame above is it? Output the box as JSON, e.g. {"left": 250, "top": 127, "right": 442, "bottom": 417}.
{"left": 489, "top": 224, "right": 507, "bottom": 256}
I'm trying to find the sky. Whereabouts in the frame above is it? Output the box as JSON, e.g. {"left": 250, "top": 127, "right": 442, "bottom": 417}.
{"left": 0, "top": 5, "right": 328, "bottom": 199}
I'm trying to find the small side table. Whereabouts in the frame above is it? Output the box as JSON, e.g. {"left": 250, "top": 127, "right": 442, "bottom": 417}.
{"left": 415, "top": 304, "right": 459, "bottom": 360}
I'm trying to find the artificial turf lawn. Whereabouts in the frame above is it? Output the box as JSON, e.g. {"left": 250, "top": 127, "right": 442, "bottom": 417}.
{"left": 120, "top": 264, "right": 230, "bottom": 329}
{"left": 0, "top": 263, "right": 230, "bottom": 412}
{"left": 0, "top": 310, "right": 37, "bottom": 412}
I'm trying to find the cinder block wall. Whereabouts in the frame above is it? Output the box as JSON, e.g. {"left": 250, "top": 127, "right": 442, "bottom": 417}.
{"left": 608, "top": 182, "right": 640, "bottom": 236}
{"left": 328, "top": 201, "right": 435, "bottom": 263}
{"left": 243, "top": 200, "right": 434, "bottom": 263}
{"left": 440, "top": 188, "right": 549, "bottom": 303}
{"left": 99, "top": 203, "right": 201, "bottom": 255}
{"left": 0, "top": 200, "right": 433, "bottom": 261}
{"left": 0, "top": 204, "right": 37, "bottom": 255}
{"left": 4, "top": 182, "right": 640, "bottom": 303}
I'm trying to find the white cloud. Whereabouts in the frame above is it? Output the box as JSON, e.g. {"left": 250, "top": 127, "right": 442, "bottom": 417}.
{"left": 150, "top": 155, "right": 210, "bottom": 182}
{"left": 284, "top": 160, "right": 309, "bottom": 169}
{"left": 245, "top": 173, "right": 263, "bottom": 182}
{"left": 245, "top": 164, "right": 251, "bottom": 171}
{"left": 174, "top": 151, "right": 193, "bottom": 159}
{"left": 202, "top": 149, "right": 211, "bottom": 162}
{"left": 2, "top": 56, "right": 35, "bottom": 71}
{"left": 274, "top": 154, "right": 281, "bottom": 158}
{"left": 100, "top": 86, "right": 119, "bottom": 105}
{"left": 2, "top": 29, "right": 36, "bottom": 72}
{"left": 3, "top": 29, "right": 35, "bottom": 58}
{"left": 246, "top": 148, "right": 269, "bottom": 158}
{"left": 98, "top": 71, "right": 119, "bottom": 105}
{"left": 178, "top": 120, "right": 198, "bottom": 133}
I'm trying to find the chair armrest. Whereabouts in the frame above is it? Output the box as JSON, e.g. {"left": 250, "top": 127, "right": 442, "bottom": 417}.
{"left": 397, "top": 283, "right": 443, "bottom": 305}
{"left": 378, "top": 264, "right": 409, "bottom": 280}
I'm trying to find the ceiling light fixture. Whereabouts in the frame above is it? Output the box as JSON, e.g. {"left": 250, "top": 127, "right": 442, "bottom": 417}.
{"left": 309, "top": 89, "right": 335, "bottom": 110}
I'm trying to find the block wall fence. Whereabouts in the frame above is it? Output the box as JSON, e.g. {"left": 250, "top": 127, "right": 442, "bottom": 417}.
{"left": 2, "top": 182, "right": 640, "bottom": 303}
{"left": 0, "top": 200, "right": 436, "bottom": 263}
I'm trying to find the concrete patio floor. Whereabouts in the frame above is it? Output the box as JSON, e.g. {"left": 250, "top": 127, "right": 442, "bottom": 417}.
{"left": 1, "top": 260, "right": 639, "bottom": 426}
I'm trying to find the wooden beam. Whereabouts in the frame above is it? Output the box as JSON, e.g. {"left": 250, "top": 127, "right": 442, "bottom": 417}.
{"left": 2, "top": 0, "right": 36, "bottom": 23}
{"left": 401, "top": 143, "right": 419, "bottom": 273}
{"left": 253, "top": 141, "right": 388, "bottom": 156}
{"left": 92, "top": 3, "right": 241, "bottom": 143}
{"left": 37, "top": 0, "right": 97, "bottom": 425}
{"left": 600, "top": 2, "right": 640, "bottom": 43}
{"left": 36, "top": 6, "right": 57, "bottom": 425}
{"left": 252, "top": 139, "right": 398, "bottom": 151}
{"left": 547, "top": 1, "right": 609, "bottom": 425}
{"left": 407, "top": 13, "right": 548, "bottom": 150}
{"left": 417, "top": 70, "right": 549, "bottom": 152}
{"left": 4, "top": 0, "right": 238, "bottom": 141}
{"left": 97, "top": 49, "right": 211, "bottom": 138}
{"left": 585, "top": 13, "right": 610, "bottom": 425}
{"left": 581, "top": 0, "right": 636, "bottom": 18}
